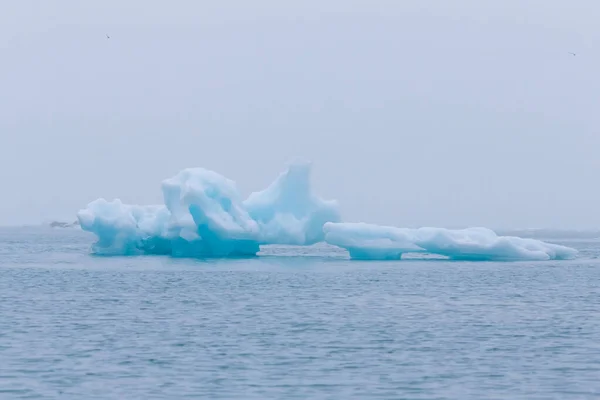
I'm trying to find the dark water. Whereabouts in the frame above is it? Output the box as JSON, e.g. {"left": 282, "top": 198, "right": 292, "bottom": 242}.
{"left": 1, "top": 227, "right": 600, "bottom": 399}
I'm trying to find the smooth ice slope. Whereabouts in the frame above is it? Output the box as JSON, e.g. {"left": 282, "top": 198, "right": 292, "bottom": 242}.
{"left": 78, "top": 162, "right": 340, "bottom": 257}
{"left": 324, "top": 223, "right": 578, "bottom": 261}
{"left": 244, "top": 160, "right": 341, "bottom": 245}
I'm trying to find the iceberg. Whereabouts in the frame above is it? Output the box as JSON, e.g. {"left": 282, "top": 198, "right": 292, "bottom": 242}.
{"left": 323, "top": 223, "right": 578, "bottom": 261}
{"left": 77, "top": 161, "right": 340, "bottom": 257}
{"left": 78, "top": 160, "right": 577, "bottom": 261}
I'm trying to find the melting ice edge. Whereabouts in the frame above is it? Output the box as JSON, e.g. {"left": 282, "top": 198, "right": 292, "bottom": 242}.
{"left": 78, "top": 161, "right": 577, "bottom": 261}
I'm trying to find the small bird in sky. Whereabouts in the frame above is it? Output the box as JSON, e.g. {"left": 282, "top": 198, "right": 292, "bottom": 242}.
{"left": 569, "top": 52, "right": 576, "bottom": 56}
{"left": 106, "top": 34, "right": 110, "bottom": 39}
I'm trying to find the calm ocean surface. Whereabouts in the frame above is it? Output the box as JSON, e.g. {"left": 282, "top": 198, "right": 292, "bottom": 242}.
{"left": 1, "top": 227, "right": 599, "bottom": 399}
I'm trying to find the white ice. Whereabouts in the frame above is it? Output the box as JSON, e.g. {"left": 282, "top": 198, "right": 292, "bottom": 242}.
{"left": 323, "top": 222, "right": 578, "bottom": 261}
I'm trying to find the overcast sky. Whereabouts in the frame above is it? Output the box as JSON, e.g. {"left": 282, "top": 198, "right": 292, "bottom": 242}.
{"left": 1, "top": 0, "right": 598, "bottom": 228}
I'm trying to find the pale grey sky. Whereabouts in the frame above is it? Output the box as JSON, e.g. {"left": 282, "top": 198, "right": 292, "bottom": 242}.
{"left": 1, "top": 0, "right": 598, "bottom": 228}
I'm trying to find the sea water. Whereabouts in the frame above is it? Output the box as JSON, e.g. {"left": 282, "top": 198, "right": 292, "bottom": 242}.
{"left": 1, "top": 227, "right": 599, "bottom": 399}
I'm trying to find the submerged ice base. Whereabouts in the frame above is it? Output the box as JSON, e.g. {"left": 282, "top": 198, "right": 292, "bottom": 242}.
{"left": 323, "top": 223, "right": 578, "bottom": 261}
{"left": 78, "top": 161, "right": 340, "bottom": 257}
